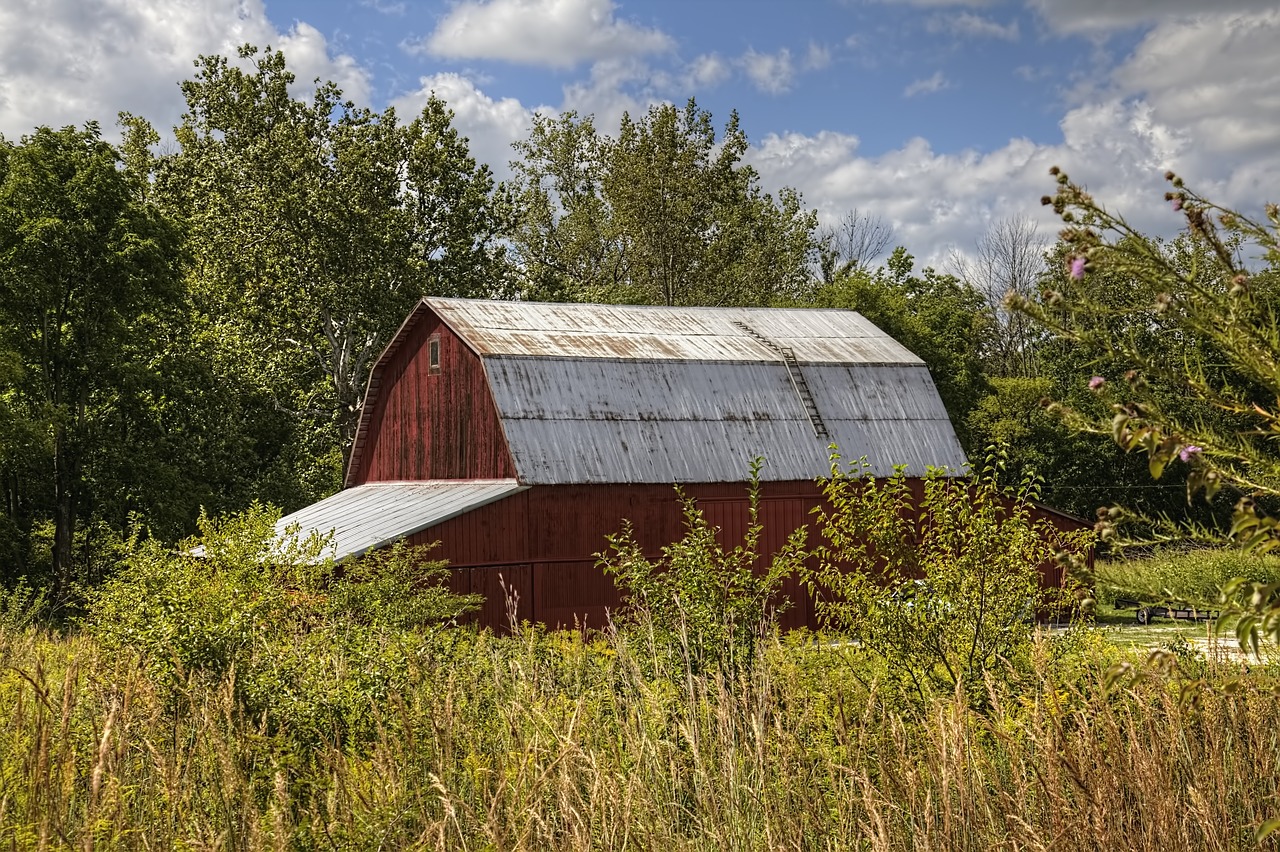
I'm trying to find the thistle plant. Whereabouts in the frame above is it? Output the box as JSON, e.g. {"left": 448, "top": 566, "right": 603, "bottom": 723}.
{"left": 1016, "top": 167, "right": 1280, "bottom": 649}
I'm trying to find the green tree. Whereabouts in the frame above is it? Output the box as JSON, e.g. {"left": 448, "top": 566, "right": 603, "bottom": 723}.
{"left": 510, "top": 100, "right": 817, "bottom": 306}
{"left": 0, "top": 124, "right": 181, "bottom": 600}
{"left": 158, "top": 46, "right": 513, "bottom": 470}
{"left": 811, "top": 248, "right": 992, "bottom": 449}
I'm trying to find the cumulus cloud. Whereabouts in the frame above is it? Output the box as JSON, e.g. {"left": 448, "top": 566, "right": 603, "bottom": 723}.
{"left": 0, "top": 0, "right": 369, "bottom": 140}
{"left": 903, "top": 71, "right": 951, "bottom": 97}
{"left": 1111, "top": 11, "right": 1280, "bottom": 160}
{"left": 685, "top": 53, "right": 732, "bottom": 89}
{"left": 740, "top": 48, "right": 796, "bottom": 95}
{"left": 416, "top": 0, "right": 673, "bottom": 69}
{"left": 926, "top": 12, "right": 1019, "bottom": 40}
{"left": 1029, "top": 0, "right": 1275, "bottom": 34}
{"left": 745, "top": 96, "right": 1202, "bottom": 268}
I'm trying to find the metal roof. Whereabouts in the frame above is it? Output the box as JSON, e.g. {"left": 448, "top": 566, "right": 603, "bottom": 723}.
{"left": 346, "top": 298, "right": 968, "bottom": 487}
{"left": 428, "top": 298, "right": 923, "bottom": 364}
{"left": 272, "top": 480, "right": 525, "bottom": 561}
{"left": 485, "top": 357, "right": 966, "bottom": 482}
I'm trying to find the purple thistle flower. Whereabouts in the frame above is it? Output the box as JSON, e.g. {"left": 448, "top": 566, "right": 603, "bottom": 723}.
{"left": 1171, "top": 197, "right": 1183, "bottom": 212}
{"left": 1088, "top": 376, "right": 1105, "bottom": 390}
{"left": 1070, "top": 256, "right": 1086, "bottom": 280}
{"left": 1179, "top": 445, "right": 1202, "bottom": 462}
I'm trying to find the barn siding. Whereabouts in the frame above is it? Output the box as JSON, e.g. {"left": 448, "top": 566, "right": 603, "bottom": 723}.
{"left": 415, "top": 481, "right": 828, "bottom": 632}
{"left": 354, "top": 314, "right": 515, "bottom": 484}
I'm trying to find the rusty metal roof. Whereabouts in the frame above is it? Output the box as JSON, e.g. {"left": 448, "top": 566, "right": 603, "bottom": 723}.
{"left": 428, "top": 298, "right": 923, "bottom": 364}
{"left": 346, "top": 298, "right": 967, "bottom": 487}
{"left": 485, "top": 357, "right": 964, "bottom": 482}
{"left": 272, "top": 480, "right": 525, "bottom": 561}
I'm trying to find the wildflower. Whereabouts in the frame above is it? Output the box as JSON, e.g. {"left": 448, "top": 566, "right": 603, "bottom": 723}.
{"left": 1088, "top": 376, "right": 1105, "bottom": 390}
{"left": 1171, "top": 196, "right": 1183, "bottom": 212}
{"left": 1070, "top": 256, "right": 1086, "bottom": 279}
{"left": 1179, "top": 445, "right": 1202, "bottom": 462}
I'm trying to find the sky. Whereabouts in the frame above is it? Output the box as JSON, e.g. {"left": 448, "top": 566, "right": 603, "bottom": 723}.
{"left": 1, "top": 0, "right": 1277, "bottom": 267}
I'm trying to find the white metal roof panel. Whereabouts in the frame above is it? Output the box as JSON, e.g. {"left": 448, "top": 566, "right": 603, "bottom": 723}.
{"left": 485, "top": 357, "right": 966, "bottom": 482}
{"left": 429, "top": 298, "right": 922, "bottom": 365}
{"left": 272, "top": 480, "right": 526, "bottom": 561}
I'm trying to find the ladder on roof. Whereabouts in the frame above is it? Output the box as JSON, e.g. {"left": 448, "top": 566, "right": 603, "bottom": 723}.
{"left": 732, "top": 320, "right": 829, "bottom": 440}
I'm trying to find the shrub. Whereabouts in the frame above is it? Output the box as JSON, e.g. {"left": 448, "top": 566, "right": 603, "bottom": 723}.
{"left": 86, "top": 504, "right": 479, "bottom": 746}
{"left": 802, "top": 456, "right": 1091, "bottom": 707}
{"left": 599, "top": 461, "right": 806, "bottom": 678}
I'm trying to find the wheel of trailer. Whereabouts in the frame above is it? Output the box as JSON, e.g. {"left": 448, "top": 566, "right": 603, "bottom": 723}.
{"left": 1136, "top": 607, "right": 1149, "bottom": 625}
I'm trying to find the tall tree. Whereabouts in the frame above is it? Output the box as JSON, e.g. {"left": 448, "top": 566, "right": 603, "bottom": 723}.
{"left": 816, "top": 208, "right": 895, "bottom": 283}
{"left": 158, "top": 46, "right": 513, "bottom": 470}
{"left": 952, "top": 216, "right": 1048, "bottom": 378}
{"left": 0, "top": 124, "right": 181, "bottom": 599}
{"left": 510, "top": 100, "right": 817, "bottom": 307}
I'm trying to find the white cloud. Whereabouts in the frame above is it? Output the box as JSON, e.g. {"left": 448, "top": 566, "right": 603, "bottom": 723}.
{"left": 1111, "top": 11, "right": 1280, "bottom": 160}
{"left": 416, "top": 0, "right": 673, "bottom": 69}
{"left": 903, "top": 71, "right": 951, "bottom": 97}
{"left": 804, "top": 42, "right": 833, "bottom": 71}
{"left": 391, "top": 72, "right": 540, "bottom": 179}
{"left": 926, "top": 12, "right": 1019, "bottom": 40}
{"left": 685, "top": 53, "right": 732, "bottom": 89}
{"left": 740, "top": 48, "right": 796, "bottom": 95}
{"left": 0, "top": 0, "right": 369, "bottom": 140}
{"left": 1029, "top": 0, "right": 1275, "bottom": 34}
{"left": 746, "top": 96, "right": 1201, "bottom": 268}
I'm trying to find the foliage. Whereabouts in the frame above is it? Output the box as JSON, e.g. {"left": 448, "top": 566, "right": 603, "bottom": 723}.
{"left": 600, "top": 463, "right": 806, "bottom": 677}
{"left": 802, "top": 456, "right": 1089, "bottom": 706}
{"left": 157, "top": 45, "right": 513, "bottom": 466}
{"left": 0, "top": 123, "right": 181, "bottom": 600}
{"left": 86, "top": 505, "right": 479, "bottom": 744}
{"left": 2, "top": 608, "right": 1278, "bottom": 849}
{"left": 510, "top": 99, "right": 818, "bottom": 306}
{"left": 1094, "top": 546, "right": 1280, "bottom": 608}
{"left": 1024, "top": 168, "right": 1280, "bottom": 650}
{"left": 0, "top": 577, "right": 46, "bottom": 630}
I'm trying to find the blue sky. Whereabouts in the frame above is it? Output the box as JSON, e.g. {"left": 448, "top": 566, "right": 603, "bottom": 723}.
{"left": 2, "top": 0, "right": 1277, "bottom": 265}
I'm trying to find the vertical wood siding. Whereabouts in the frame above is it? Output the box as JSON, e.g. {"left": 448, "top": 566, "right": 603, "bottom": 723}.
{"left": 354, "top": 313, "right": 515, "bottom": 483}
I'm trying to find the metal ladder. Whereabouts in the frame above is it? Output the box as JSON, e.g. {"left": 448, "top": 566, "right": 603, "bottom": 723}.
{"left": 732, "top": 320, "right": 829, "bottom": 440}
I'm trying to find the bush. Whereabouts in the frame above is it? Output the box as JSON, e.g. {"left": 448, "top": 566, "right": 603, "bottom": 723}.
{"left": 86, "top": 505, "right": 480, "bottom": 746}
{"left": 599, "top": 462, "right": 806, "bottom": 678}
{"left": 802, "top": 456, "right": 1091, "bottom": 707}
{"left": 1095, "top": 547, "right": 1280, "bottom": 607}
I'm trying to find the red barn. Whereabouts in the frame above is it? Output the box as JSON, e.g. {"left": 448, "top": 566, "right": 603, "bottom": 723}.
{"left": 276, "top": 298, "right": 1079, "bottom": 631}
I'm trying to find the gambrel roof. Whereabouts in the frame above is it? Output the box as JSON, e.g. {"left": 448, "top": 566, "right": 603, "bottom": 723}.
{"left": 347, "top": 298, "right": 967, "bottom": 486}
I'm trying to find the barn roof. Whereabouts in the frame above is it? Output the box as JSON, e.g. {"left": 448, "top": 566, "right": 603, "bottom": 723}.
{"left": 428, "top": 298, "right": 924, "bottom": 364}
{"left": 273, "top": 480, "right": 525, "bottom": 561}
{"left": 348, "top": 298, "right": 968, "bottom": 486}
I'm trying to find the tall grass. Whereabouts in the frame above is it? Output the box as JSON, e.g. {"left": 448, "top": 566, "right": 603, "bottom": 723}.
{"left": 1096, "top": 546, "right": 1280, "bottom": 606}
{"left": 2, "top": 619, "right": 1278, "bottom": 850}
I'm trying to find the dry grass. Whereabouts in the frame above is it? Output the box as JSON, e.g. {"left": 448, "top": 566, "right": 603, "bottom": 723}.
{"left": 1, "top": 623, "right": 1279, "bottom": 851}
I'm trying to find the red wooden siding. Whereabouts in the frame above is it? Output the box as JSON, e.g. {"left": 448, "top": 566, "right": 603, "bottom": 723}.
{"left": 353, "top": 313, "right": 515, "bottom": 484}
{"left": 416, "top": 481, "right": 829, "bottom": 632}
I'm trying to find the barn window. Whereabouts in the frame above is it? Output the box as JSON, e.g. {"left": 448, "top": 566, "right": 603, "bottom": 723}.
{"left": 428, "top": 335, "right": 441, "bottom": 374}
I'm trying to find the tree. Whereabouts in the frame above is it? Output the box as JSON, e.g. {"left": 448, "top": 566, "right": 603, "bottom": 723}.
{"left": 0, "top": 124, "right": 181, "bottom": 600}
{"left": 952, "top": 216, "right": 1048, "bottom": 378}
{"left": 811, "top": 248, "right": 992, "bottom": 449}
{"left": 816, "top": 208, "right": 895, "bottom": 283}
{"left": 510, "top": 100, "right": 818, "bottom": 307}
{"left": 158, "top": 46, "right": 513, "bottom": 470}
